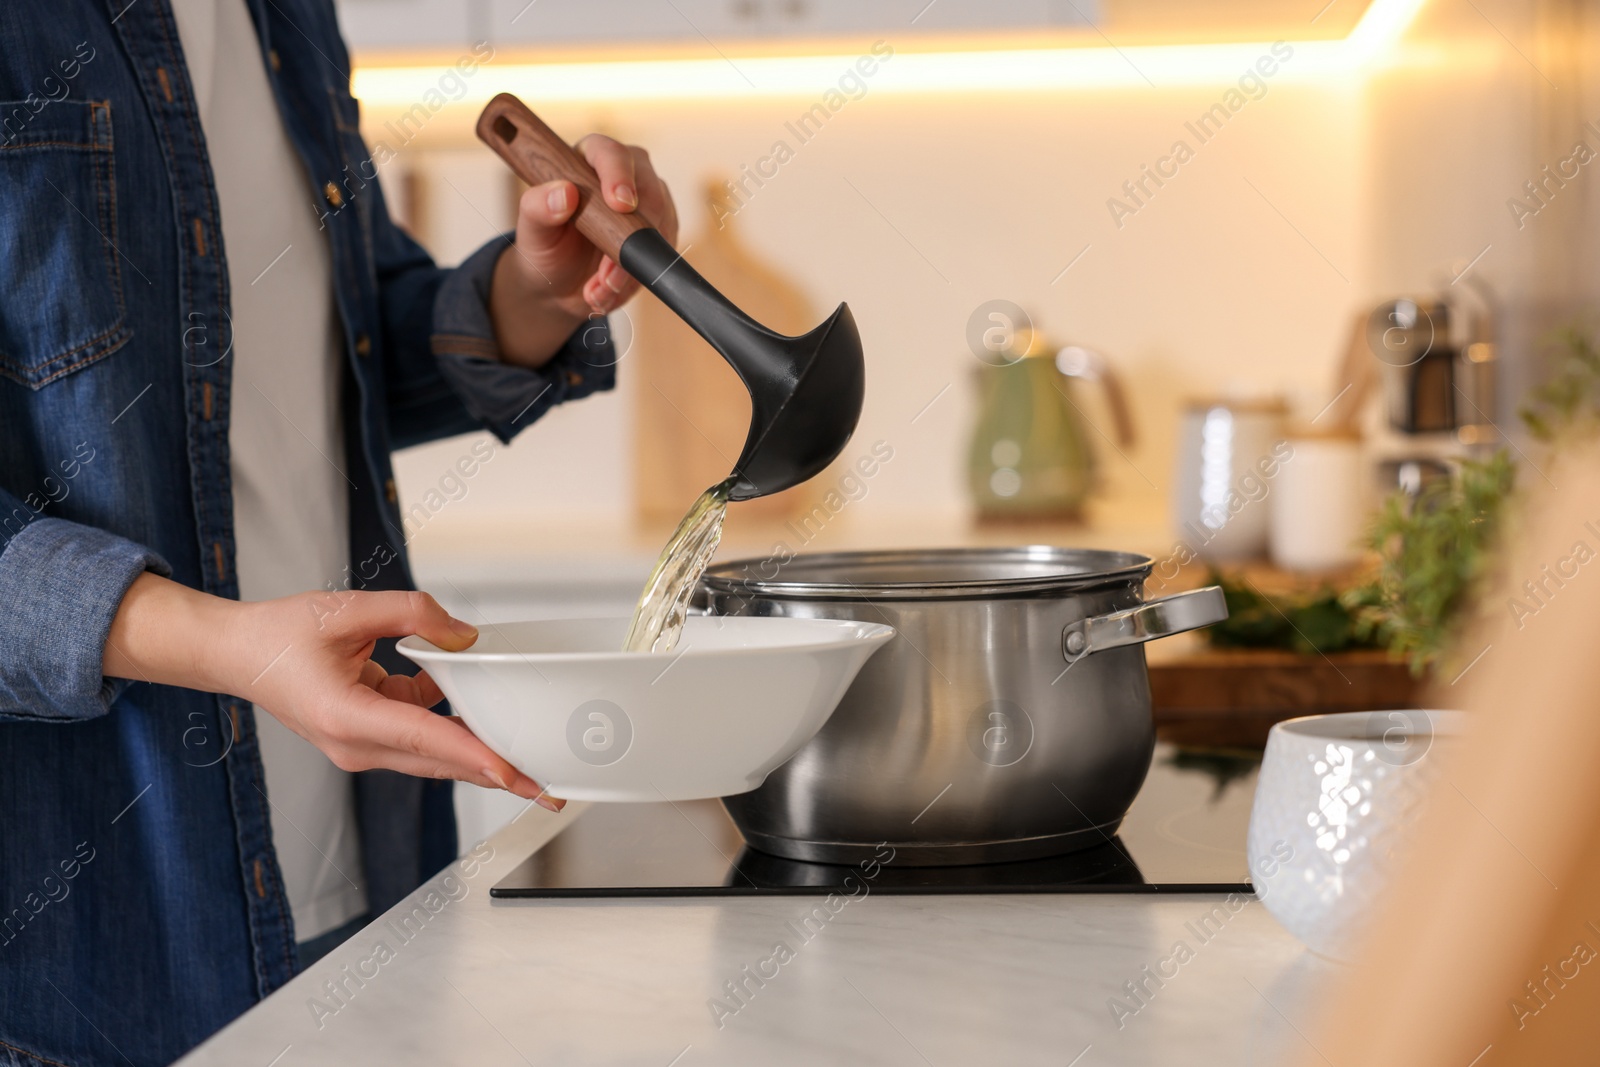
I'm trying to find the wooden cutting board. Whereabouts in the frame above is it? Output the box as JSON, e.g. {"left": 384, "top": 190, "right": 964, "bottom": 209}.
{"left": 1150, "top": 647, "right": 1419, "bottom": 748}
{"left": 631, "top": 178, "right": 820, "bottom": 523}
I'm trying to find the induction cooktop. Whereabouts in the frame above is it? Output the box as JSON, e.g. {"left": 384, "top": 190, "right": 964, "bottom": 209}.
{"left": 492, "top": 744, "right": 1262, "bottom": 898}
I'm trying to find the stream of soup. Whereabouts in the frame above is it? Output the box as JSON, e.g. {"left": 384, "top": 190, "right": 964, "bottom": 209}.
{"left": 622, "top": 477, "right": 735, "bottom": 653}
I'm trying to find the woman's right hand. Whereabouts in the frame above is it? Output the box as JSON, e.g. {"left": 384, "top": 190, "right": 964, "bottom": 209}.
{"left": 103, "top": 573, "right": 563, "bottom": 811}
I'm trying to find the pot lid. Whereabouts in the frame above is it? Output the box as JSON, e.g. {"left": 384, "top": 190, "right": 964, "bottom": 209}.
{"left": 700, "top": 546, "right": 1153, "bottom": 600}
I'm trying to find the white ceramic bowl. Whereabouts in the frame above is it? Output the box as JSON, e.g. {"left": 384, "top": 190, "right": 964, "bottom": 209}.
{"left": 1246, "top": 709, "right": 1466, "bottom": 959}
{"left": 398, "top": 616, "right": 894, "bottom": 802}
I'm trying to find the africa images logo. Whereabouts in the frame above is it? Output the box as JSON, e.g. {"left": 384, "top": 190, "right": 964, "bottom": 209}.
{"left": 966, "top": 700, "right": 1034, "bottom": 768}
{"left": 566, "top": 699, "right": 633, "bottom": 767}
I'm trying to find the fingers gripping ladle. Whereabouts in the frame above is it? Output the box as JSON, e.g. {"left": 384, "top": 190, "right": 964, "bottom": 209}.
{"left": 476, "top": 93, "right": 865, "bottom": 501}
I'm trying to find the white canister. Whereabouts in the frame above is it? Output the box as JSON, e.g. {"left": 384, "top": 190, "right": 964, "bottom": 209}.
{"left": 1171, "top": 398, "right": 1288, "bottom": 562}
{"left": 1270, "top": 432, "right": 1366, "bottom": 571}
{"left": 1246, "top": 710, "right": 1465, "bottom": 960}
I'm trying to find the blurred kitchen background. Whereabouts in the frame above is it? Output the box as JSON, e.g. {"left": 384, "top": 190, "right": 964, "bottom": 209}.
{"left": 330, "top": 0, "right": 1600, "bottom": 839}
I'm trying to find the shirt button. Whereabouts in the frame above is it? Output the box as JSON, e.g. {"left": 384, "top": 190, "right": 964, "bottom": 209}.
{"left": 323, "top": 182, "right": 344, "bottom": 208}
{"left": 268, "top": 49, "right": 282, "bottom": 72}
{"left": 354, "top": 333, "right": 371, "bottom": 358}
{"left": 384, "top": 479, "right": 398, "bottom": 504}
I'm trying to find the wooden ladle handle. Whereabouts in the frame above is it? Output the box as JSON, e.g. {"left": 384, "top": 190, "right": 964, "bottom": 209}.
{"left": 474, "top": 92, "right": 649, "bottom": 259}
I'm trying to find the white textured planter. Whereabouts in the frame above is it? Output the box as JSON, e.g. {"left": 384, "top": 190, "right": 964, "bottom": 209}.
{"left": 1247, "top": 709, "right": 1465, "bottom": 960}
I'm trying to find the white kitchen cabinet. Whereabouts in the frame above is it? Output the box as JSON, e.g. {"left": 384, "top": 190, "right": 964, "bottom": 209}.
{"left": 333, "top": 0, "right": 481, "bottom": 53}
{"left": 334, "top": 0, "right": 1098, "bottom": 54}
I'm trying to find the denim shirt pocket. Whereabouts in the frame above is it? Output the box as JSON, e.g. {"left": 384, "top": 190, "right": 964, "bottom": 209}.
{"left": 0, "top": 98, "right": 131, "bottom": 389}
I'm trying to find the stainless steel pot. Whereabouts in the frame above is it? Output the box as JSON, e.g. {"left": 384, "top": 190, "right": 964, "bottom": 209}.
{"left": 700, "top": 547, "right": 1227, "bottom": 866}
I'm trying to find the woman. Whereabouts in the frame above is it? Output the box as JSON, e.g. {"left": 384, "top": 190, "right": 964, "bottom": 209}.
{"left": 0, "top": 1, "right": 676, "bottom": 1064}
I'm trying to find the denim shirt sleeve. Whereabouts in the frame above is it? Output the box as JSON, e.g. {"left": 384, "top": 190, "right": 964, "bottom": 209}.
{"left": 428, "top": 235, "right": 617, "bottom": 443}
{"left": 0, "top": 494, "right": 169, "bottom": 723}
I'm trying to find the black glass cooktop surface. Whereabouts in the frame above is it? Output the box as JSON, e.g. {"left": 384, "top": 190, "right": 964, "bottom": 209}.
{"left": 492, "top": 744, "right": 1261, "bottom": 898}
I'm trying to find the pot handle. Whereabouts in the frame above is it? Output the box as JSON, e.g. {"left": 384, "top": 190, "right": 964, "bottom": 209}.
{"left": 1061, "top": 586, "right": 1228, "bottom": 663}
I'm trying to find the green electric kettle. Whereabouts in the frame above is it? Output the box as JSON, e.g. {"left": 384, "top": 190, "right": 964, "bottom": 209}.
{"left": 967, "top": 331, "right": 1134, "bottom": 521}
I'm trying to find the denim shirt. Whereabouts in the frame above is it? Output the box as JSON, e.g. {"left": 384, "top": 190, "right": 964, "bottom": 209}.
{"left": 0, "top": 2, "right": 614, "bottom": 1064}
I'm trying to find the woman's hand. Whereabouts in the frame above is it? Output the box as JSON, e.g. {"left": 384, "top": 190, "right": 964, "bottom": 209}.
{"left": 103, "top": 574, "right": 563, "bottom": 811}
{"left": 488, "top": 132, "right": 679, "bottom": 366}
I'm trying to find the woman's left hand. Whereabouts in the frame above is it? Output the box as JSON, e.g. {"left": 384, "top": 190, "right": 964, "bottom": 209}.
{"left": 489, "top": 133, "right": 678, "bottom": 366}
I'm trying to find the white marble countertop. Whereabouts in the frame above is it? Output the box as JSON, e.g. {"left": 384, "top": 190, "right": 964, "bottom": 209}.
{"left": 179, "top": 803, "right": 1336, "bottom": 1067}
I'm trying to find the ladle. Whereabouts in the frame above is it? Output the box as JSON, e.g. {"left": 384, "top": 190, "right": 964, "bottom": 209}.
{"left": 476, "top": 93, "right": 865, "bottom": 500}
